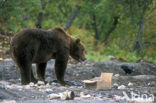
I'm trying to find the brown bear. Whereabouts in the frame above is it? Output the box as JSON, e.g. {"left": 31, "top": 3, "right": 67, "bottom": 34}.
{"left": 10, "top": 27, "right": 86, "bottom": 85}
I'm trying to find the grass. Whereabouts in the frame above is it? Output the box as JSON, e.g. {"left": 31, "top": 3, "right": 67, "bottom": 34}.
{"left": 68, "top": 26, "right": 156, "bottom": 63}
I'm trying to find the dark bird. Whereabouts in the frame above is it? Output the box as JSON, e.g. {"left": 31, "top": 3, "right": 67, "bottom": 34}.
{"left": 120, "top": 65, "right": 134, "bottom": 74}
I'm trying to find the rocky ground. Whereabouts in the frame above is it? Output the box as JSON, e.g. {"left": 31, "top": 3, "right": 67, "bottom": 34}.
{"left": 0, "top": 59, "right": 156, "bottom": 103}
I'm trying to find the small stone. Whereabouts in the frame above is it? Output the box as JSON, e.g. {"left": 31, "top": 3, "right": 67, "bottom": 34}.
{"left": 118, "top": 85, "right": 126, "bottom": 90}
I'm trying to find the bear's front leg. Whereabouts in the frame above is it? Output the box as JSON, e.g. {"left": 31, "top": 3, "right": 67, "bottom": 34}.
{"left": 55, "top": 53, "right": 68, "bottom": 86}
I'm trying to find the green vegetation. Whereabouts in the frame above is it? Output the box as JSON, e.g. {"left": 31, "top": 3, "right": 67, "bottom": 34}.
{"left": 0, "top": 0, "right": 156, "bottom": 62}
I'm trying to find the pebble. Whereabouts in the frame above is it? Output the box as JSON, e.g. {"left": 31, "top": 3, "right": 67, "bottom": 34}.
{"left": 118, "top": 85, "right": 126, "bottom": 90}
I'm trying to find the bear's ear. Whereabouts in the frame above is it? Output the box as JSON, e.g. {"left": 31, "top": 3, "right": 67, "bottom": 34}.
{"left": 75, "top": 38, "right": 80, "bottom": 44}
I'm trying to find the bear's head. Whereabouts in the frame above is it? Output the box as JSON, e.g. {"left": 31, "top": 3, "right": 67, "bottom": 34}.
{"left": 70, "top": 38, "right": 86, "bottom": 62}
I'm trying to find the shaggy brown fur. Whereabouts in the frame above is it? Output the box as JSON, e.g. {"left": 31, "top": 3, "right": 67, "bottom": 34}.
{"left": 10, "top": 27, "right": 86, "bottom": 85}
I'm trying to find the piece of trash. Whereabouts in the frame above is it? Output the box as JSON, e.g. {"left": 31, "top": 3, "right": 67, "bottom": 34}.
{"left": 39, "top": 85, "right": 44, "bottom": 89}
{"left": 83, "top": 80, "right": 97, "bottom": 89}
{"left": 51, "top": 82, "right": 60, "bottom": 86}
{"left": 0, "top": 84, "right": 6, "bottom": 89}
{"left": 24, "top": 85, "right": 31, "bottom": 89}
{"left": 80, "top": 92, "right": 91, "bottom": 99}
{"left": 0, "top": 58, "right": 3, "bottom": 61}
{"left": 48, "top": 93, "right": 60, "bottom": 99}
{"left": 113, "top": 83, "right": 118, "bottom": 88}
{"left": 60, "top": 91, "right": 75, "bottom": 100}
{"left": 118, "top": 85, "right": 126, "bottom": 90}
{"left": 46, "top": 89, "right": 54, "bottom": 94}
{"left": 2, "top": 100, "right": 17, "bottom": 103}
{"left": 71, "top": 81, "right": 83, "bottom": 86}
{"left": 128, "top": 82, "right": 134, "bottom": 87}
{"left": 48, "top": 91, "right": 75, "bottom": 100}
{"left": 96, "top": 73, "right": 113, "bottom": 90}
{"left": 148, "top": 82, "right": 155, "bottom": 86}
{"left": 29, "top": 82, "right": 35, "bottom": 87}
{"left": 114, "top": 95, "right": 122, "bottom": 102}
{"left": 114, "top": 74, "right": 120, "bottom": 78}
{"left": 37, "top": 81, "right": 44, "bottom": 85}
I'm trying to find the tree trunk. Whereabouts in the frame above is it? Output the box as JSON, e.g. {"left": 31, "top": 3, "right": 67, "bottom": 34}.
{"left": 92, "top": 14, "right": 100, "bottom": 45}
{"left": 35, "top": 0, "right": 46, "bottom": 28}
{"left": 21, "top": 9, "right": 29, "bottom": 28}
{"left": 104, "top": 16, "right": 119, "bottom": 43}
{"left": 133, "top": 0, "right": 147, "bottom": 53}
{"left": 64, "top": 5, "right": 81, "bottom": 30}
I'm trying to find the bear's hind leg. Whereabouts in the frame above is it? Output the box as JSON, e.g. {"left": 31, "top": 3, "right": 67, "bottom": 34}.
{"left": 36, "top": 63, "right": 47, "bottom": 81}
{"left": 31, "top": 69, "right": 37, "bottom": 83}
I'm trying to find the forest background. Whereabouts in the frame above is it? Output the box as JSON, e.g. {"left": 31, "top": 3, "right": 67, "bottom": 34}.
{"left": 0, "top": 0, "right": 156, "bottom": 62}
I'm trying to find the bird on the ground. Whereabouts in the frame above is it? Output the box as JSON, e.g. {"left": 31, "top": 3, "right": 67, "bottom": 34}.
{"left": 120, "top": 65, "right": 134, "bottom": 74}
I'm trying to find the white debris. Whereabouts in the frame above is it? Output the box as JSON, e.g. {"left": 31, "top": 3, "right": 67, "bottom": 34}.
{"left": 47, "top": 91, "right": 75, "bottom": 100}
{"left": 128, "top": 98, "right": 154, "bottom": 103}
{"left": 37, "top": 81, "right": 44, "bottom": 85}
{"left": 45, "top": 89, "right": 54, "bottom": 94}
{"left": 114, "top": 74, "right": 120, "bottom": 78}
{"left": 80, "top": 92, "right": 91, "bottom": 99}
{"left": 29, "top": 82, "right": 35, "bottom": 87}
{"left": 2, "top": 100, "right": 17, "bottom": 103}
{"left": 6, "top": 84, "right": 23, "bottom": 90}
{"left": 148, "top": 82, "right": 155, "bottom": 86}
{"left": 113, "top": 83, "right": 118, "bottom": 88}
{"left": 118, "top": 85, "right": 126, "bottom": 90}
{"left": 24, "top": 85, "right": 31, "bottom": 89}
{"left": 114, "top": 95, "right": 122, "bottom": 102}
{"left": 48, "top": 93, "right": 60, "bottom": 99}
{"left": 59, "top": 91, "right": 75, "bottom": 100}
{"left": 128, "top": 82, "right": 134, "bottom": 87}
